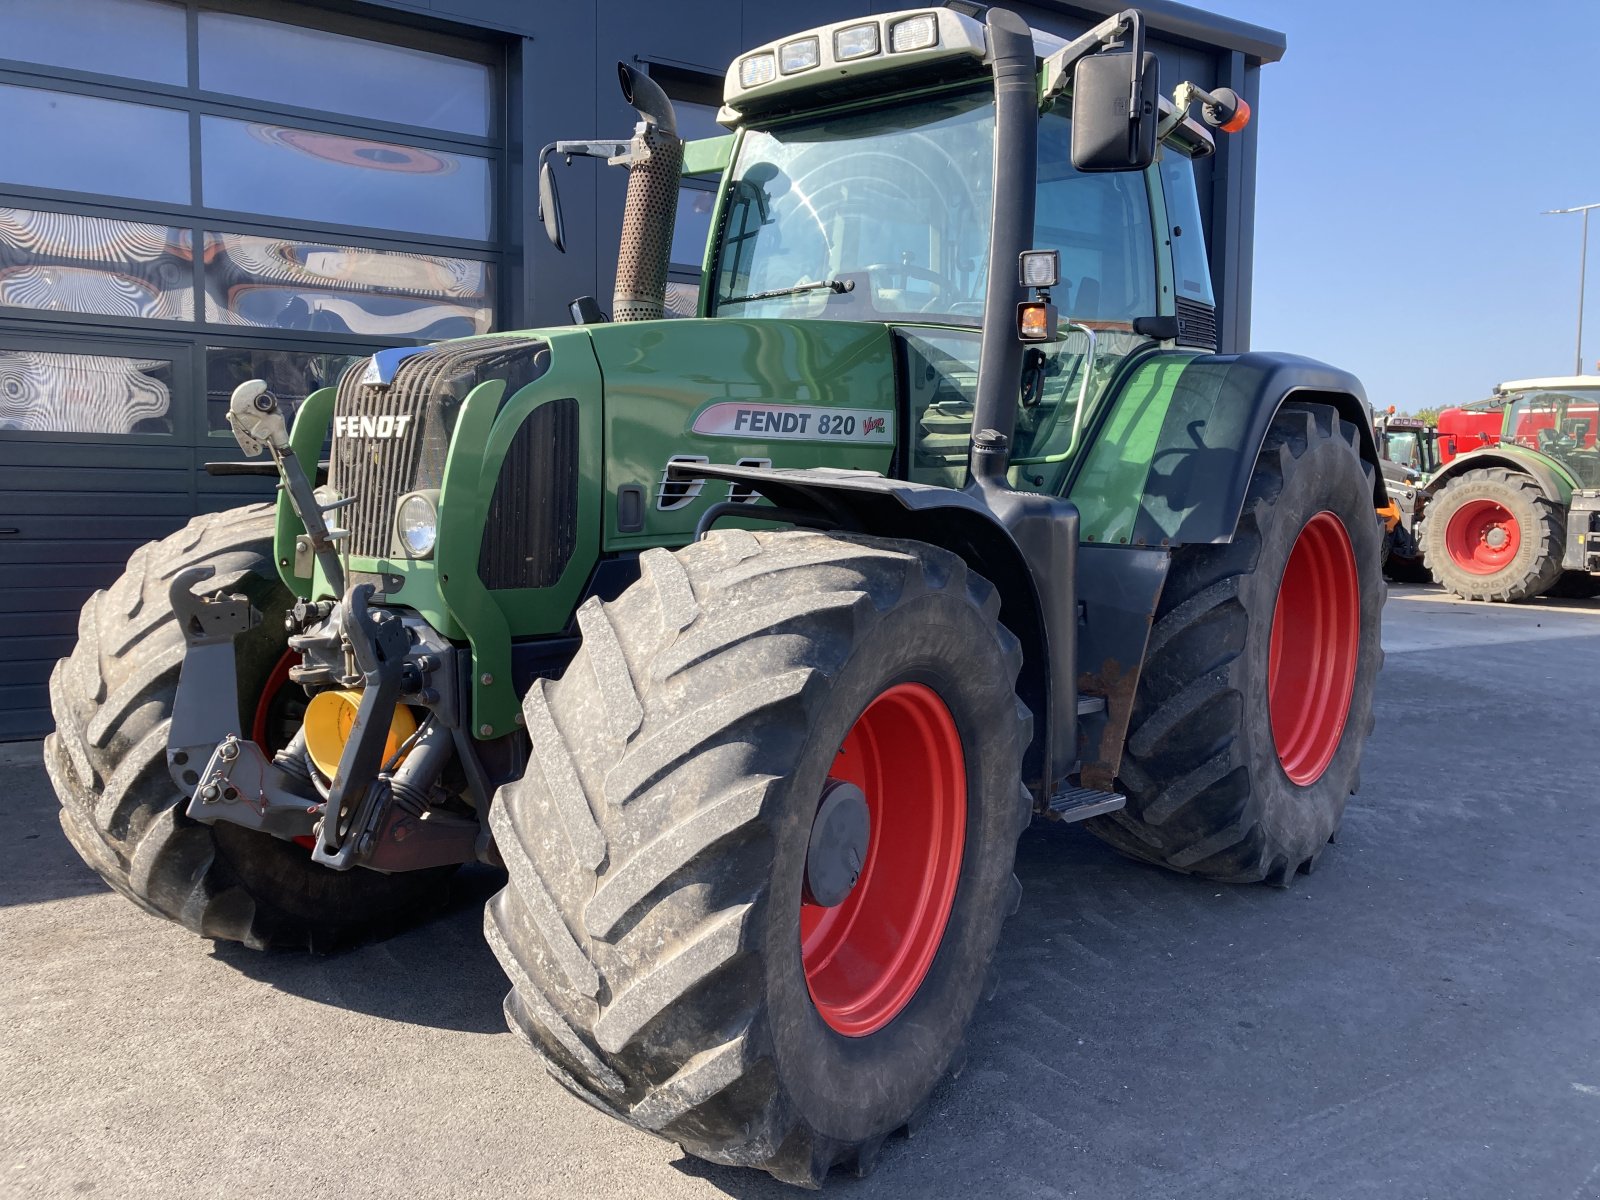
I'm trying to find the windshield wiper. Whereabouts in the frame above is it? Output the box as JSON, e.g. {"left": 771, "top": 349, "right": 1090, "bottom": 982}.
{"left": 722, "top": 278, "right": 855, "bottom": 306}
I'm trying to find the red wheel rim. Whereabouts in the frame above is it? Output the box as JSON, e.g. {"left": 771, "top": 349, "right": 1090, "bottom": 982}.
{"left": 252, "top": 650, "right": 314, "bottom": 850}
{"left": 800, "top": 683, "right": 966, "bottom": 1037}
{"left": 1267, "top": 512, "right": 1360, "bottom": 786}
{"left": 1444, "top": 498, "right": 1521, "bottom": 575}
{"left": 252, "top": 649, "right": 299, "bottom": 750}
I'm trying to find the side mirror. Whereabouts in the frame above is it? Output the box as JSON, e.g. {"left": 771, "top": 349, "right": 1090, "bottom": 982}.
{"left": 1070, "top": 49, "right": 1159, "bottom": 172}
{"left": 538, "top": 149, "right": 565, "bottom": 252}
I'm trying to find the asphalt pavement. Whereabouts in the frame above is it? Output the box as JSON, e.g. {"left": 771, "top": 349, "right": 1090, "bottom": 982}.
{"left": 4, "top": 585, "right": 1600, "bottom": 1200}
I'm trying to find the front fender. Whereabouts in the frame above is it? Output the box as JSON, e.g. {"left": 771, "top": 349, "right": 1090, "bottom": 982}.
{"left": 670, "top": 464, "right": 1074, "bottom": 803}
{"left": 1069, "top": 351, "right": 1383, "bottom": 547}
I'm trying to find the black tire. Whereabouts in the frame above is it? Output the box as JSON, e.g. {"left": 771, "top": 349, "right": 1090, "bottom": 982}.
{"left": 485, "top": 530, "right": 1031, "bottom": 1185}
{"left": 1546, "top": 570, "right": 1600, "bottom": 600}
{"left": 1086, "top": 403, "right": 1384, "bottom": 884}
{"left": 44, "top": 504, "right": 454, "bottom": 950}
{"left": 1419, "top": 468, "right": 1564, "bottom": 602}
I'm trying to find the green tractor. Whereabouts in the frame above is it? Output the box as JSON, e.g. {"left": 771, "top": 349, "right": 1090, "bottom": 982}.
{"left": 1420, "top": 377, "right": 1600, "bottom": 601}
{"left": 46, "top": 6, "right": 1387, "bottom": 1185}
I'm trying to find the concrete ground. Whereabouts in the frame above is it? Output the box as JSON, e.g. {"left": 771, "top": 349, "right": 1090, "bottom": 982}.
{"left": 4, "top": 585, "right": 1600, "bottom": 1200}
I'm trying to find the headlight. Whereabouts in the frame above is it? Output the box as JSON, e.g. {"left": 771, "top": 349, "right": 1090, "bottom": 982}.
{"left": 779, "top": 36, "right": 820, "bottom": 74}
{"left": 739, "top": 52, "right": 777, "bottom": 88}
{"left": 395, "top": 490, "right": 439, "bottom": 558}
{"left": 833, "top": 22, "right": 881, "bottom": 61}
{"left": 889, "top": 13, "right": 939, "bottom": 52}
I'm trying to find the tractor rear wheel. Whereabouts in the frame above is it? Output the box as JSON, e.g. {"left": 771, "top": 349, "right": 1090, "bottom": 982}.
{"left": 1086, "top": 403, "right": 1384, "bottom": 883}
{"left": 1420, "top": 467, "right": 1564, "bottom": 601}
{"left": 45, "top": 504, "right": 454, "bottom": 949}
{"left": 485, "top": 531, "right": 1031, "bottom": 1185}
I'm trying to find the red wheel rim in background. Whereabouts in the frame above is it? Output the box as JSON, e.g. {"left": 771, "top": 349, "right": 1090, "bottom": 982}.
{"left": 1444, "top": 498, "right": 1521, "bottom": 575}
{"left": 800, "top": 683, "right": 966, "bottom": 1037}
{"left": 1268, "top": 512, "right": 1360, "bottom": 786}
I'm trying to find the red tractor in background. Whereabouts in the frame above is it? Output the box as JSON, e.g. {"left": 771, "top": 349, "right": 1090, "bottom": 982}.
{"left": 1436, "top": 396, "right": 1504, "bottom": 464}
{"left": 1419, "top": 377, "right": 1600, "bottom": 601}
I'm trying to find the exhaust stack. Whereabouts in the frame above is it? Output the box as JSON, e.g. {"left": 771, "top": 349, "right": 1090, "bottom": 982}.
{"left": 613, "top": 64, "right": 683, "bottom": 322}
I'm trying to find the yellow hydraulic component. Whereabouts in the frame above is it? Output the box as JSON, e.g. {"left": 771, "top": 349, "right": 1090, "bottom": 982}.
{"left": 302, "top": 690, "right": 417, "bottom": 780}
{"left": 1375, "top": 498, "right": 1402, "bottom": 532}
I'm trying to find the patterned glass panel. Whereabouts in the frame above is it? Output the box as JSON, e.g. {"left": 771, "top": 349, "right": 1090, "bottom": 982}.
{"left": 206, "top": 347, "right": 364, "bottom": 433}
{"left": 200, "top": 117, "right": 492, "bottom": 241}
{"left": 663, "top": 281, "right": 700, "bottom": 319}
{"left": 202, "top": 232, "right": 492, "bottom": 338}
{"left": 0, "top": 208, "right": 192, "bottom": 321}
{"left": 0, "top": 349, "right": 173, "bottom": 435}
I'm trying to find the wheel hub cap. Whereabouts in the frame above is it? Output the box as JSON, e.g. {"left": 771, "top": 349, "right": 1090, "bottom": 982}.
{"left": 1445, "top": 498, "right": 1521, "bottom": 575}
{"left": 803, "top": 780, "right": 871, "bottom": 908}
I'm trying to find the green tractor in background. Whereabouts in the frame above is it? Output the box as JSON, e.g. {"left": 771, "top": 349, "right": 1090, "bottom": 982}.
{"left": 46, "top": 6, "right": 1387, "bottom": 1185}
{"left": 1419, "top": 377, "right": 1600, "bottom": 601}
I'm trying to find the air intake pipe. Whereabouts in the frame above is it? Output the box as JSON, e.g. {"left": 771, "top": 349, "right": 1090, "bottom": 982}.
{"left": 613, "top": 64, "right": 683, "bottom": 322}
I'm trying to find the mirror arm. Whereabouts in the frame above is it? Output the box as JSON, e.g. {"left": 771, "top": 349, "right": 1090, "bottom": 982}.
{"left": 1039, "top": 8, "right": 1140, "bottom": 105}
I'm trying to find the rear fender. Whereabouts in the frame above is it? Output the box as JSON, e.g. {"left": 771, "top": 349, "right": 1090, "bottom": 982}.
{"left": 1069, "top": 351, "right": 1385, "bottom": 548}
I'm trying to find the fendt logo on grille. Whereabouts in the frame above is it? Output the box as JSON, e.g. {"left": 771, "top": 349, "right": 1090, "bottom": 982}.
{"left": 334, "top": 414, "right": 413, "bottom": 439}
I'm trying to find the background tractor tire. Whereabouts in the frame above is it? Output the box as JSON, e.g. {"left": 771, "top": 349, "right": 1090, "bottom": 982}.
{"left": 1087, "top": 402, "right": 1384, "bottom": 884}
{"left": 486, "top": 531, "right": 1032, "bottom": 1186}
{"left": 45, "top": 504, "right": 454, "bottom": 950}
{"left": 1420, "top": 468, "right": 1564, "bottom": 602}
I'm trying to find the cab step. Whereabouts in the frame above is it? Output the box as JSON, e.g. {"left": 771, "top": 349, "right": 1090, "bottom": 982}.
{"left": 1047, "top": 785, "right": 1126, "bottom": 823}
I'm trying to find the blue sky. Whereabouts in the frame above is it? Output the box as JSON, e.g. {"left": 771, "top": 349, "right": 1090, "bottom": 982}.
{"left": 1208, "top": 0, "right": 1600, "bottom": 412}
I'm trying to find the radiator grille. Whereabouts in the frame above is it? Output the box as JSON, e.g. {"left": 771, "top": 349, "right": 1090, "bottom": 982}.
{"left": 1175, "top": 297, "right": 1218, "bottom": 352}
{"left": 477, "top": 398, "right": 579, "bottom": 590}
{"left": 328, "top": 337, "right": 549, "bottom": 559}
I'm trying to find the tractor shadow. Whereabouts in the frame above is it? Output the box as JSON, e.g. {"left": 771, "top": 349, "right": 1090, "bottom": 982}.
{"left": 665, "top": 819, "right": 1302, "bottom": 1199}
{"left": 210, "top": 862, "right": 511, "bottom": 1035}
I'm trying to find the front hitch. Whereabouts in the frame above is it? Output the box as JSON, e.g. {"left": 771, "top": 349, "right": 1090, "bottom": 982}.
{"left": 167, "top": 565, "right": 322, "bottom": 841}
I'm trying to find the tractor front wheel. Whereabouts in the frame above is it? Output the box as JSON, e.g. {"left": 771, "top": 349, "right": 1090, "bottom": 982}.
{"left": 1087, "top": 402, "right": 1384, "bottom": 883}
{"left": 45, "top": 504, "right": 454, "bottom": 949}
{"left": 485, "top": 531, "right": 1031, "bottom": 1185}
{"left": 1420, "top": 467, "right": 1564, "bottom": 601}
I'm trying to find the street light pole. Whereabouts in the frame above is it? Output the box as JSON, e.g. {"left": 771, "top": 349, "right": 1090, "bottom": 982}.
{"left": 1543, "top": 202, "right": 1600, "bottom": 375}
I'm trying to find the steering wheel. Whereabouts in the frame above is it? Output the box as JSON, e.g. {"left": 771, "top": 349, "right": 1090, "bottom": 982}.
{"left": 864, "top": 263, "right": 960, "bottom": 312}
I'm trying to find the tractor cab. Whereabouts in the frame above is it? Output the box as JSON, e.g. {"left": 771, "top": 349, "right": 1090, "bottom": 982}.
{"left": 1499, "top": 379, "right": 1600, "bottom": 489}
{"left": 687, "top": 10, "right": 1231, "bottom": 496}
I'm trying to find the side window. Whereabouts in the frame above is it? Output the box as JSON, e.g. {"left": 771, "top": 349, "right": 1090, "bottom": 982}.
{"left": 1158, "top": 151, "right": 1215, "bottom": 306}
{"left": 1034, "top": 112, "right": 1157, "bottom": 324}
{"left": 902, "top": 330, "right": 981, "bottom": 489}
{"left": 655, "top": 69, "right": 726, "bottom": 318}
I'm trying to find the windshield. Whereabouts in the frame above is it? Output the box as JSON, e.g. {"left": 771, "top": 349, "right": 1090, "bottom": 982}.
{"left": 1506, "top": 388, "right": 1600, "bottom": 487}
{"left": 1384, "top": 430, "right": 1421, "bottom": 470}
{"left": 712, "top": 88, "right": 994, "bottom": 322}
